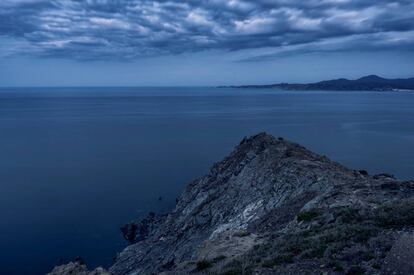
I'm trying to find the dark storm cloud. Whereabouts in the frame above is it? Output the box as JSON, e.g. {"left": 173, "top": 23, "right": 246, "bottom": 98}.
{"left": 0, "top": 0, "right": 413, "bottom": 60}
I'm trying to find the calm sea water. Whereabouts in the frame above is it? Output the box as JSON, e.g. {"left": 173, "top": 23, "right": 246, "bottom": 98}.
{"left": 1, "top": 87, "right": 414, "bottom": 274}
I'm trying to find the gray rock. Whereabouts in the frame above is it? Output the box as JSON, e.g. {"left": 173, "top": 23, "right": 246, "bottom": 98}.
{"left": 47, "top": 262, "right": 110, "bottom": 275}
{"left": 53, "top": 133, "right": 414, "bottom": 275}
{"left": 382, "top": 233, "right": 414, "bottom": 274}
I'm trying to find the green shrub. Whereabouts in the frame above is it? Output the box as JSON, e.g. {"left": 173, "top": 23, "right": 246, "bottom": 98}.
{"left": 372, "top": 263, "right": 381, "bottom": 270}
{"left": 220, "top": 260, "right": 251, "bottom": 275}
{"left": 262, "top": 253, "right": 294, "bottom": 267}
{"left": 327, "top": 261, "right": 344, "bottom": 272}
{"left": 375, "top": 199, "right": 414, "bottom": 228}
{"left": 346, "top": 265, "right": 365, "bottom": 275}
{"left": 211, "top": 255, "right": 226, "bottom": 263}
{"left": 233, "top": 230, "right": 251, "bottom": 237}
{"left": 297, "top": 210, "right": 321, "bottom": 222}
{"left": 361, "top": 250, "right": 375, "bottom": 261}
{"left": 336, "top": 207, "right": 362, "bottom": 223}
{"left": 301, "top": 244, "right": 327, "bottom": 259}
{"left": 196, "top": 260, "right": 212, "bottom": 271}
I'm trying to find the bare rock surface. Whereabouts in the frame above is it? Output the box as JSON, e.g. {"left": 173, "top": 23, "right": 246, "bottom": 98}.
{"left": 382, "top": 233, "right": 414, "bottom": 275}
{"left": 47, "top": 261, "right": 110, "bottom": 275}
{"left": 51, "top": 133, "right": 414, "bottom": 274}
{"left": 110, "top": 133, "right": 414, "bottom": 274}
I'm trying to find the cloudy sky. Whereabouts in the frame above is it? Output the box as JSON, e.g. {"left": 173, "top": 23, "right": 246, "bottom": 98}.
{"left": 0, "top": 0, "right": 413, "bottom": 86}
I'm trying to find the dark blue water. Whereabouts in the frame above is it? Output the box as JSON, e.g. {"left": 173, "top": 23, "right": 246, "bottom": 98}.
{"left": 1, "top": 87, "right": 414, "bottom": 274}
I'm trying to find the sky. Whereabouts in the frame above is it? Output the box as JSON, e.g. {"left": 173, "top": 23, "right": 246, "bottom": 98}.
{"left": 0, "top": 0, "right": 413, "bottom": 86}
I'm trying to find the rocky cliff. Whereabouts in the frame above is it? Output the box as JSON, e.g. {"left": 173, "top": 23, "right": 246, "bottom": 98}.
{"left": 50, "top": 133, "right": 414, "bottom": 275}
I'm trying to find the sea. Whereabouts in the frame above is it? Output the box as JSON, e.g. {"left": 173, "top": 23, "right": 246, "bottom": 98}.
{"left": 1, "top": 87, "right": 413, "bottom": 274}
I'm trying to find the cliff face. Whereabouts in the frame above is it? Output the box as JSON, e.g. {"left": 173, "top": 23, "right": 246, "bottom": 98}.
{"left": 49, "top": 133, "right": 414, "bottom": 274}
{"left": 108, "top": 133, "right": 414, "bottom": 274}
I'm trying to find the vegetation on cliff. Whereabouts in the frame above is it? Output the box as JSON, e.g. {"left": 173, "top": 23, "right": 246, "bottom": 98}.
{"left": 50, "top": 133, "right": 414, "bottom": 275}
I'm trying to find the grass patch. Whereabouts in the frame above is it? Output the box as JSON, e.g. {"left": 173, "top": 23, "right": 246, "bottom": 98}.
{"left": 220, "top": 202, "right": 413, "bottom": 274}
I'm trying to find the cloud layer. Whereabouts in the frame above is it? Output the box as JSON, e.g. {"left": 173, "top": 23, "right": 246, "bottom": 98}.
{"left": 1, "top": 0, "right": 414, "bottom": 61}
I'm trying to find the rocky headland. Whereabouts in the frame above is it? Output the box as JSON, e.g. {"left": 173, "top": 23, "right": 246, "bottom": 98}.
{"left": 50, "top": 133, "right": 414, "bottom": 275}
{"left": 225, "top": 75, "right": 414, "bottom": 91}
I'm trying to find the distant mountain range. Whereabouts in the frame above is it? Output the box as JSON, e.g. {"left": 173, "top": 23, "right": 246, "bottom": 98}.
{"left": 225, "top": 75, "right": 414, "bottom": 91}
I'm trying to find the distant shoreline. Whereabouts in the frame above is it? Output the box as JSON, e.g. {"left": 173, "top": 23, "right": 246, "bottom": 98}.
{"left": 220, "top": 75, "right": 414, "bottom": 92}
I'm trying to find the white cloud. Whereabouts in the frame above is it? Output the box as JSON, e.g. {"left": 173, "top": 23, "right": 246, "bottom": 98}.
{"left": 0, "top": 0, "right": 413, "bottom": 60}
{"left": 90, "top": 17, "right": 130, "bottom": 29}
{"left": 234, "top": 17, "right": 276, "bottom": 34}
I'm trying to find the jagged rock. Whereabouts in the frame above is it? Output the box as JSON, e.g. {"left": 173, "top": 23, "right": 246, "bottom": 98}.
{"left": 120, "top": 212, "right": 166, "bottom": 244}
{"left": 382, "top": 233, "right": 414, "bottom": 275}
{"left": 47, "top": 261, "right": 110, "bottom": 275}
{"left": 109, "top": 133, "right": 414, "bottom": 274}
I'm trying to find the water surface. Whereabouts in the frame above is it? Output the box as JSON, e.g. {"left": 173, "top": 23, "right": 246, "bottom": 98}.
{"left": 1, "top": 87, "right": 413, "bottom": 274}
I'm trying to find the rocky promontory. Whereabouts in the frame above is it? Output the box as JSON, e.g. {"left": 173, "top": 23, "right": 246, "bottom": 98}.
{"left": 226, "top": 75, "right": 414, "bottom": 91}
{"left": 51, "top": 133, "right": 414, "bottom": 274}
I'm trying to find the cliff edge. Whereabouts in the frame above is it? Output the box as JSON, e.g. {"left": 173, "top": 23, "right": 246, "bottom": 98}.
{"left": 51, "top": 133, "right": 414, "bottom": 275}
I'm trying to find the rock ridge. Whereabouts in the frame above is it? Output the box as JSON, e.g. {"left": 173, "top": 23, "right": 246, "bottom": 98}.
{"left": 51, "top": 133, "right": 414, "bottom": 274}
{"left": 109, "top": 133, "right": 414, "bottom": 274}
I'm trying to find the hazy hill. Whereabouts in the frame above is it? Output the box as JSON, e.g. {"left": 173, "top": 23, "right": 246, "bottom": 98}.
{"left": 229, "top": 75, "right": 414, "bottom": 91}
